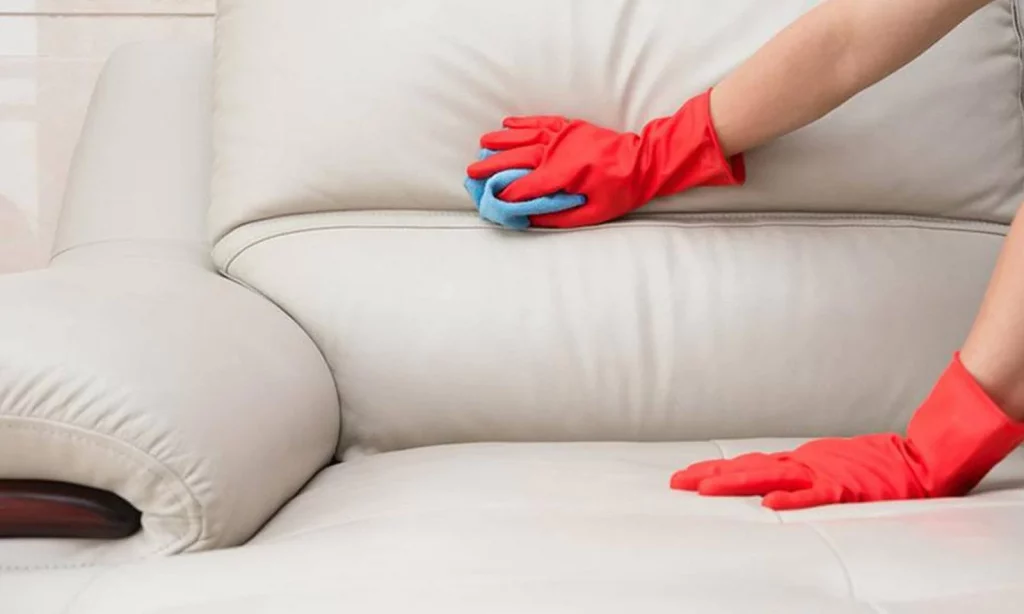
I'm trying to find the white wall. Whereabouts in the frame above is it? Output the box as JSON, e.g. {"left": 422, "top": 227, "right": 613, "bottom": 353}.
{"left": 0, "top": 0, "right": 213, "bottom": 273}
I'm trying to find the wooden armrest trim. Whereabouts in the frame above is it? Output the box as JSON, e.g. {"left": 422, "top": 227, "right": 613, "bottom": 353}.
{"left": 0, "top": 480, "right": 141, "bottom": 539}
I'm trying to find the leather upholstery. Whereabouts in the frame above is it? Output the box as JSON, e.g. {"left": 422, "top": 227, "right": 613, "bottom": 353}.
{"left": 0, "top": 43, "right": 339, "bottom": 570}
{"left": 216, "top": 212, "right": 1001, "bottom": 455}
{"left": 207, "top": 0, "right": 1024, "bottom": 456}
{"left": 4, "top": 0, "right": 1024, "bottom": 610}
{"left": 52, "top": 43, "right": 214, "bottom": 267}
{"left": 210, "top": 0, "right": 1024, "bottom": 241}
{"left": 6, "top": 442, "right": 1024, "bottom": 612}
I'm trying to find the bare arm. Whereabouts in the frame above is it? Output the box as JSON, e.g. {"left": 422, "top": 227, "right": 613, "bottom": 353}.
{"left": 712, "top": 0, "right": 993, "bottom": 156}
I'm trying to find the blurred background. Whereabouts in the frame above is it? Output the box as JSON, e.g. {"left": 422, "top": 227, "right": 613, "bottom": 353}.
{"left": 0, "top": 0, "right": 213, "bottom": 274}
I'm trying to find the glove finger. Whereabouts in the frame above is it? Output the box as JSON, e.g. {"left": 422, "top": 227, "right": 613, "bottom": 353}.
{"left": 670, "top": 467, "right": 719, "bottom": 491}
{"left": 669, "top": 453, "right": 777, "bottom": 491}
{"left": 480, "top": 127, "right": 546, "bottom": 150}
{"left": 503, "top": 115, "right": 566, "bottom": 130}
{"left": 697, "top": 465, "right": 814, "bottom": 497}
{"left": 762, "top": 483, "right": 842, "bottom": 511}
{"left": 670, "top": 460, "right": 737, "bottom": 490}
{"left": 466, "top": 145, "right": 543, "bottom": 180}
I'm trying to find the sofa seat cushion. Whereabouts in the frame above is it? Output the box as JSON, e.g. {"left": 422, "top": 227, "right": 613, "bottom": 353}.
{"left": 31, "top": 441, "right": 1024, "bottom": 613}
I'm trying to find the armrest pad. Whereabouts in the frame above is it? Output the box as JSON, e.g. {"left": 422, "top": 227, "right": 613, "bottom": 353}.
{"left": 0, "top": 261, "right": 339, "bottom": 568}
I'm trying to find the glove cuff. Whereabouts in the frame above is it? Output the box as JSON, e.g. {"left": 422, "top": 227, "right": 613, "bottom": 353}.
{"left": 694, "top": 88, "right": 747, "bottom": 188}
{"left": 640, "top": 88, "right": 746, "bottom": 200}
{"left": 906, "top": 352, "right": 1024, "bottom": 497}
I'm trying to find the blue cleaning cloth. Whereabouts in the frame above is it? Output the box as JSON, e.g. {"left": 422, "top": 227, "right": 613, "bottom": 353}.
{"left": 464, "top": 149, "right": 585, "bottom": 230}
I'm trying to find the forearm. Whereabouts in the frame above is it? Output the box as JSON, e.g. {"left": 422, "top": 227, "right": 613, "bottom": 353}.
{"left": 961, "top": 202, "right": 1024, "bottom": 422}
{"left": 711, "top": 0, "right": 991, "bottom": 157}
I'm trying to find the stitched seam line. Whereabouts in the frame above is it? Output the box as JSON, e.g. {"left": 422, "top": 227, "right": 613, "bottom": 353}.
{"left": 49, "top": 237, "right": 209, "bottom": 261}
{"left": 709, "top": 439, "right": 727, "bottom": 460}
{"left": 1012, "top": 0, "right": 1024, "bottom": 172}
{"left": 220, "top": 213, "right": 1007, "bottom": 274}
{"left": 805, "top": 522, "right": 860, "bottom": 604}
{"left": 255, "top": 495, "right": 1024, "bottom": 549}
{"left": 218, "top": 268, "right": 346, "bottom": 448}
{"left": 0, "top": 417, "right": 205, "bottom": 571}
{"left": 62, "top": 567, "right": 110, "bottom": 614}
{"left": 252, "top": 502, "right": 779, "bottom": 546}
{"left": 252, "top": 496, "right": 1024, "bottom": 555}
{"left": 218, "top": 207, "right": 1008, "bottom": 225}
{"left": 60, "top": 567, "right": 108, "bottom": 614}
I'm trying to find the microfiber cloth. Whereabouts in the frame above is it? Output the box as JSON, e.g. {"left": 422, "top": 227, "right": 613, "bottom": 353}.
{"left": 464, "top": 149, "right": 586, "bottom": 229}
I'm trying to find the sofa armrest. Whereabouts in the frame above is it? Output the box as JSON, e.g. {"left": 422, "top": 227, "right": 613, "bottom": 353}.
{"left": 0, "top": 259, "right": 339, "bottom": 569}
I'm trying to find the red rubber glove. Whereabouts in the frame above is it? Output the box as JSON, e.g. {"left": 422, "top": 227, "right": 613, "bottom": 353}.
{"left": 466, "top": 89, "right": 745, "bottom": 228}
{"left": 670, "top": 353, "right": 1024, "bottom": 511}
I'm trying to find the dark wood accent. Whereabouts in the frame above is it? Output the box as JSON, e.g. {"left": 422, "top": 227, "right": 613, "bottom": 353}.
{"left": 0, "top": 480, "right": 141, "bottom": 539}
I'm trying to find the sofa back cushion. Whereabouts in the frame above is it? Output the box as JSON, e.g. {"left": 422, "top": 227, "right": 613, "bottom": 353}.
{"left": 211, "top": 0, "right": 1024, "bottom": 455}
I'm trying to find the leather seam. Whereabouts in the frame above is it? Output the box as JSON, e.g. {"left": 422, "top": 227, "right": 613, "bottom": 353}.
{"left": 0, "top": 417, "right": 205, "bottom": 571}
{"left": 251, "top": 504, "right": 783, "bottom": 546}
{"left": 218, "top": 268, "right": 346, "bottom": 451}
{"left": 252, "top": 497, "right": 1024, "bottom": 548}
{"left": 62, "top": 567, "right": 110, "bottom": 614}
{"left": 220, "top": 214, "right": 1007, "bottom": 274}
{"left": 803, "top": 522, "right": 864, "bottom": 607}
{"left": 218, "top": 208, "right": 1009, "bottom": 224}
{"left": 49, "top": 237, "right": 209, "bottom": 261}
{"left": 1012, "top": 0, "right": 1024, "bottom": 173}
{"left": 709, "top": 439, "right": 727, "bottom": 460}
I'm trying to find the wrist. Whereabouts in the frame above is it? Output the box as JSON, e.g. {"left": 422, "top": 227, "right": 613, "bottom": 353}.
{"left": 959, "top": 344, "right": 1024, "bottom": 422}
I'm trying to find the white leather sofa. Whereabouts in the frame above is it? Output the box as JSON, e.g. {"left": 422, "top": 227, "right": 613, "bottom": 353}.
{"left": 4, "top": 1, "right": 1024, "bottom": 611}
